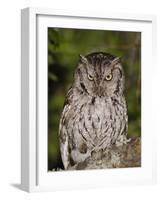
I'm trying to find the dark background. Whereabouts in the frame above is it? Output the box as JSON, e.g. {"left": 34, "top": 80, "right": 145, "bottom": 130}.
{"left": 48, "top": 28, "right": 141, "bottom": 171}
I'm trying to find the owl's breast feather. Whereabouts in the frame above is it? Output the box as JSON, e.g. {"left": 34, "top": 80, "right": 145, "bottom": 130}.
{"left": 72, "top": 95, "right": 127, "bottom": 148}
{"left": 73, "top": 97, "right": 111, "bottom": 142}
{"left": 64, "top": 95, "right": 127, "bottom": 165}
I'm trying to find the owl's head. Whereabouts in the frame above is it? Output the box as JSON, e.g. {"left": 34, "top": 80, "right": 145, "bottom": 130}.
{"left": 74, "top": 52, "right": 125, "bottom": 97}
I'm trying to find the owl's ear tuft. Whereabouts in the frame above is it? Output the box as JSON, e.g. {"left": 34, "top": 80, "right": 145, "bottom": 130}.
{"left": 111, "top": 57, "right": 121, "bottom": 66}
{"left": 79, "top": 54, "right": 88, "bottom": 65}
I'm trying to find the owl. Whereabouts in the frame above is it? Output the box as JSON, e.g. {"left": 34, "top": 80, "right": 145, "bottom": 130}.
{"left": 59, "top": 52, "right": 128, "bottom": 170}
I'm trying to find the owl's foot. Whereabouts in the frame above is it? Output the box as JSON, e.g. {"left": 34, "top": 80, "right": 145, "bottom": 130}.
{"left": 115, "top": 136, "right": 131, "bottom": 146}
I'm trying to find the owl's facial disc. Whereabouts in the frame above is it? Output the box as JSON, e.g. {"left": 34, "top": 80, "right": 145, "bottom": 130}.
{"left": 75, "top": 53, "right": 124, "bottom": 97}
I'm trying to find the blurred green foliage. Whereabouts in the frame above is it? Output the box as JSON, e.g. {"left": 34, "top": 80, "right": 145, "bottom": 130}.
{"left": 48, "top": 28, "right": 141, "bottom": 170}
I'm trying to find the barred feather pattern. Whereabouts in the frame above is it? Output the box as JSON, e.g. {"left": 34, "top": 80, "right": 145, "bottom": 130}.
{"left": 59, "top": 52, "right": 128, "bottom": 169}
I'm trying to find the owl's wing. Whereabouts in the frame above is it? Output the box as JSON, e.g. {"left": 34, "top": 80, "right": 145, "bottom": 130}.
{"left": 59, "top": 87, "right": 73, "bottom": 169}
{"left": 116, "top": 98, "right": 128, "bottom": 145}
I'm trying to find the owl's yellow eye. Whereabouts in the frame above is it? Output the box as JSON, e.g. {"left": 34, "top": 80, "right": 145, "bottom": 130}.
{"left": 88, "top": 74, "right": 94, "bottom": 81}
{"left": 105, "top": 73, "right": 113, "bottom": 81}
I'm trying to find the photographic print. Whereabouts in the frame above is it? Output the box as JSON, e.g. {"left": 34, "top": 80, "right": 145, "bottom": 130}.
{"left": 48, "top": 28, "right": 141, "bottom": 171}
{"left": 21, "top": 8, "right": 155, "bottom": 191}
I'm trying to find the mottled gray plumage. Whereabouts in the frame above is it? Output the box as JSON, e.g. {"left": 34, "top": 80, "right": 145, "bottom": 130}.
{"left": 59, "top": 52, "right": 128, "bottom": 169}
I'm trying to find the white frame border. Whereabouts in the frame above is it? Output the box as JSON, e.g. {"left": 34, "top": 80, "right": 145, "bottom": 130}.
{"left": 21, "top": 7, "right": 157, "bottom": 192}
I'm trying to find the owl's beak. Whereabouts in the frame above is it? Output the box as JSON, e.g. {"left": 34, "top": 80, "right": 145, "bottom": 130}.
{"left": 97, "top": 86, "right": 104, "bottom": 97}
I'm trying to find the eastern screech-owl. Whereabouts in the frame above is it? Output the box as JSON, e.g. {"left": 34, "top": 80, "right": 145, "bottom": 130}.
{"left": 59, "top": 52, "right": 128, "bottom": 169}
